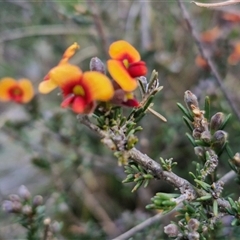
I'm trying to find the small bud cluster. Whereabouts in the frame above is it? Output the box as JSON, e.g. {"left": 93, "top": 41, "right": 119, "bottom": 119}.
{"left": 2, "top": 185, "right": 61, "bottom": 239}
{"left": 2, "top": 185, "right": 42, "bottom": 214}
{"left": 146, "top": 193, "right": 178, "bottom": 211}
{"left": 183, "top": 90, "right": 228, "bottom": 180}
{"left": 164, "top": 218, "right": 200, "bottom": 240}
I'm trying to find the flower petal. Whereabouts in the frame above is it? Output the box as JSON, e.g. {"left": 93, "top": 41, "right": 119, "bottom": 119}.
{"left": 122, "top": 98, "right": 140, "bottom": 108}
{"left": 72, "top": 96, "right": 86, "bottom": 113}
{"left": 128, "top": 61, "right": 147, "bottom": 78}
{"left": 0, "top": 78, "right": 16, "bottom": 101}
{"left": 48, "top": 64, "right": 82, "bottom": 87}
{"left": 18, "top": 79, "right": 34, "bottom": 103}
{"left": 38, "top": 80, "right": 58, "bottom": 94}
{"left": 59, "top": 42, "right": 80, "bottom": 65}
{"left": 81, "top": 71, "right": 114, "bottom": 101}
{"left": 61, "top": 95, "right": 74, "bottom": 108}
{"left": 107, "top": 60, "right": 138, "bottom": 92}
{"left": 109, "top": 40, "right": 140, "bottom": 63}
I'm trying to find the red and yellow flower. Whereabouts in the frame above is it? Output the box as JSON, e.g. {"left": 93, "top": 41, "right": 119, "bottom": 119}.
{"left": 38, "top": 43, "right": 114, "bottom": 114}
{"left": 111, "top": 82, "right": 139, "bottom": 108}
{"left": 107, "top": 40, "right": 147, "bottom": 92}
{"left": 0, "top": 78, "right": 34, "bottom": 103}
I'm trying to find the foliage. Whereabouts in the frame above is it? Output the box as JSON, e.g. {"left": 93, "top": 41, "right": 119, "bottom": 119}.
{"left": 1, "top": 1, "right": 240, "bottom": 240}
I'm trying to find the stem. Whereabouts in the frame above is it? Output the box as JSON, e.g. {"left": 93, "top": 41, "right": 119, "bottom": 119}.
{"left": 177, "top": 0, "right": 240, "bottom": 121}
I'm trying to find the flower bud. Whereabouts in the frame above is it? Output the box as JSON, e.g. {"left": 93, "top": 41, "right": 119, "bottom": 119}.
{"left": 51, "top": 221, "right": 62, "bottom": 233}
{"left": 192, "top": 129, "right": 201, "bottom": 139}
{"left": 110, "top": 89, "right": 126, "bottom": 105}
{"left": 201, "top": 131, "right": 211, "bottom": 143}
{"left": 210, "top": 112, "right": 224, "bottom": 132}
{"left": 188, "top": 218, "right": 200, "bottom": 232}
{"left": 138, "top": 76, "right": 148, "bottom": 92}
{"left": 9, "top": 194, "right": 20, "bottom": 202}
{"left": 231, "top": 152, "right": 240, "bottom": 167}
{"left": 22, "top": 205, "right": 32, "bottom": 215}
{"left": 33, "top": 195, "right": 43, "bottom": 207}
{"left": 194, "top": 147, "right": 205, "bottom": 157}
{"left": 211, "top": 130, "right": 228, "bottom": 151}
{"left": 188, "top": 232, "right": 200, "bottom": 240}
{"left": 2, "top": 200, "right": 14, "bottom": 213}
{"left": 184, "top": 90, "right": 199, "bottom": 110}
{"left": 18, "top": 185, "right": 31, "bottom": 201}
{"left": 164, "top": 223, "right": 179, "bottom": 237}
{"left": 89, "top": 57, "right": 106, "bottom": 74}
{"left": 44, "top": 218, "right": 51, "bottom": 225}
{"left": 12, "top": 201, "right": 23, "bottom": 213}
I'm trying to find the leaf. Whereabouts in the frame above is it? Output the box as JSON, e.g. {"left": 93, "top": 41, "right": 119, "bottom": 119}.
{"left": 204, "top": 96, "right": 210, "bottom": 121}
{"left": 177, "top": 103, "right": 193, "bottom": 121}
{"left": 186, "top": 133, "right": 196, "bottom": 147}
{"left": 219, "top": 114, "right": 232, "bottom": 130}
{"left": 31, "top": 157, "right": 50, "bottom": 170}
{"left": 183, "top": 116, "right": 193, "bottom": 131}
{"left": 213, "top": 200, "right": 218, "bottom": 216}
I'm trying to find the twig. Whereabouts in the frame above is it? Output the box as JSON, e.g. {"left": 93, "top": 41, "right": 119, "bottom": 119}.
{"left": 112, "top": 212, "right": 163, "bottom": 240}
{"left": 218, "top": 170, "right": 236, "bottom": 185}
{"left": 125, "top": 0, "right": 141, "bottom": 42}
{"left": 78, "top": 115, "right": 196, "bottom": 200}
{"left": 0, "top": 25, "right": 91, "bottom": 43}
{"left": 192, "top": 0, "right": 240, "bottom": 8}
{"left": 73, "top": 178, "right": 120, "bottom": 237}
{"left": 86, "top": 0, "right": 108, "bottom": 56}
{"left": 177, "top": 0, "right": 240, "bottom": 121}
{"left": 140, "top": 1, "right": 152, "bottom": 50}
{"left": 78, "top": 115, "right": 232, "bottom": 210}
{"left": 42, "top": 219, "right": 50, "bottom": 240}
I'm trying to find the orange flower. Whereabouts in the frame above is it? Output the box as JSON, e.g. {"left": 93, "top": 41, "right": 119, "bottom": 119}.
{"left": 228, "top": 42, "right": 240, "bottom": 65}
{"left": 107, "top": 40, "right": 147, "bottom": 92}
{"left": 195, "top": 55, "right": 209, "bottom": 69}
{"left": 38, "top": 43, "right": 114, "bottom": 114}
{"left": 0, "top": 77, "right": 34, "bottom": 103}
{"left": 60, "top": 70, "right": 114, "bottom": 113}
{"left": 200, "top": 26, "right": 222, "bottom": 43}
{"left": 39, "top": 42, "right": 80, "bottom": 94}
{"left": 221, "top": 12, "right": 240, "bottom": 23}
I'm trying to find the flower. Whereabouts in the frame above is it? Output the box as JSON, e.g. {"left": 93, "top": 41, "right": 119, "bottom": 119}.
{"left": 195, "top": 55, "right": 209, "bottom": 69}
{"left": 221, "top": 12, "right": 240, "bottom": 23}
{"left": 39, "top": 42, "right": 80, "bottom": 94}
{"left": 107, "top": 40, "right": 147, "bottom": 92}
{"left": 60, "top": 70, "right": 114, "bottom": 114}
{"left": 0, "top": 77, "right": 34, "bottom": 103}
{"left": 110, "top": 82, "right": 139, "bottom": 107}
{"left": 200, "top": 26, "right": 221, "bottom": 43}
{"left": 228, "top": 42, "right": 240, "bottom": 65}
{"left": 38, "top": 43, "right": 114, "bottom": 114}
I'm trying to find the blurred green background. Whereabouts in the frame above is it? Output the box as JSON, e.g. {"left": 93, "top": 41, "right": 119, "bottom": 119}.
{"left": 1, "top": 0, "right": 240, "bottom": 239}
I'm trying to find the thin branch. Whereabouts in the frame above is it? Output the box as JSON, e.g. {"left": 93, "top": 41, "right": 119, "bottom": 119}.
{"left": 86, "top": 0, "right": 108, "bottom": 56}
{"left": 73, "top": 178, "right": 120, "bottom": 237}
{"left": 218, "top": 170, "right": 236, "bottom": 185}
{"left": 177, "top": 0, "right": 240, "bottom": 121}
{"left": 78, "top": 115, "right": 232, "bottom": 210}
{"left": 112, "top": 212, "right": 163, "bottom": 240}
{"left": 0, "top": 25, "right": 91, "bottom": 43}
{"left": 192, "top": 0, "right": 240, "bottom": 8}
{"left": 140, "top": 0, "right": 152, "bottom": 50}
{"left": 78, "top": 115, "right": 196, "bottom": 200}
